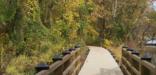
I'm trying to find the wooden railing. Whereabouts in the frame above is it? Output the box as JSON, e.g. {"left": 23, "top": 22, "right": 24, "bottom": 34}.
{"left": 36, "top": 47, "right": 89, "bottom": 75}
{"left": 121, "top": 47, "right": 156, "bottom": 75}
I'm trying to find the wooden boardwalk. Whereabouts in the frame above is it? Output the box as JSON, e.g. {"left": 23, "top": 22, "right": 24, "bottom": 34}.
{"left": 78, "top": 46, "right": 123, "bottom": 75}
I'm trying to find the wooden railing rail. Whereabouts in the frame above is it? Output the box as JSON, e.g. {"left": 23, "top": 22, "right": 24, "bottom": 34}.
{"left": 36, "top": 47, "right": 89, "bottom": 75}
{"left": 121, "top": 47, "right": 156, "bottom": 75}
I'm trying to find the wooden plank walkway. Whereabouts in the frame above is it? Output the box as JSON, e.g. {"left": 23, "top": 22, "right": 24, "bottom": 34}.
{"left": 78, "top": 46, "right": 123, "bottom": 75}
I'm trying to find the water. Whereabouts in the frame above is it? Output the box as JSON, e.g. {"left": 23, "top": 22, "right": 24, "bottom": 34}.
{"left": 144, "top": 46, "right": 156, "bottom": 66}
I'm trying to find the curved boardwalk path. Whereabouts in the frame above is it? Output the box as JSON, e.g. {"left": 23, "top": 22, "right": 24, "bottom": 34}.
{"left": 78, "top": 46, "right": 123, "bottom": 75}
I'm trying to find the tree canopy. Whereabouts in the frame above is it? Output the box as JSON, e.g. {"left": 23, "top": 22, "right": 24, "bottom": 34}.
{"left": 0, "top": 0, "right": 156, "bottom": 75}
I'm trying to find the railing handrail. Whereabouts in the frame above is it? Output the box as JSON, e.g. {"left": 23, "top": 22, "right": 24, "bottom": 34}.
{"left": 121, "top": 47, "right": 156, "bottom": 75}
{"left": 36, "top": 48, "right": 86, "bottom": 75}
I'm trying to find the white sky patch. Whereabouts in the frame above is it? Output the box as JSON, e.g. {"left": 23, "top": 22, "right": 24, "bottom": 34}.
{"left": 153, "top": 1, "right": 156, "bottom": 10}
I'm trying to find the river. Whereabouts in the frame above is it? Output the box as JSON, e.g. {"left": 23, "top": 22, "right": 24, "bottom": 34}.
{"left": 143, "top": 46, "right": 156, "bottom": 66}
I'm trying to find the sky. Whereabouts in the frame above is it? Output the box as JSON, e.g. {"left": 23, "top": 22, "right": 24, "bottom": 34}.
{"left": 152, "top": 1, "right": 156, "bottom": 10}
{"left": 153, "top": 2, "right": 156, "bottom": 7}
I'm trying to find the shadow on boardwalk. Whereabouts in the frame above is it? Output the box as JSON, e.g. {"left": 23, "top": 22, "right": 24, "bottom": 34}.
{"left": 96, "top": 67, "right": 123, "bottom": 75}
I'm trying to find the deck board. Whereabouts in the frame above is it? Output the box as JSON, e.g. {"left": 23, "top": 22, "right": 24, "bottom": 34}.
{"left": 78, "top": 46, "right": 123, "bottom": 75}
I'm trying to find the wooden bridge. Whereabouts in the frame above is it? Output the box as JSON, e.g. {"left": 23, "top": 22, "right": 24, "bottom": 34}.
{"left": 35, "top": 46, "right": 156, "bottom": 75}
{"left": 78, "top": 46, "right": 123, "bottom": 75}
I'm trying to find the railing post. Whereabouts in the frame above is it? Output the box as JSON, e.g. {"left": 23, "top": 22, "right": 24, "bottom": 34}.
{"left": 140, "top": 55, "right": 152, "bottom": 75}
{"left": 51, "top": 65, "right": 64, "bottom": 75}
{"left": 140, "top": 64, "right": 149, "bottom": 75}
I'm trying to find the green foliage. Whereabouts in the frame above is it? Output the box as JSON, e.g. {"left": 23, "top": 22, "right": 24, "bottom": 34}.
{"left": 0, "top": 0, "right": 149, "bottom": 74}
{"left": 103, "top": 39, "right": 112, "bottom": 48}
{"left": 0, "top": 0, "right": 96, "bottom": 74}
{"left": 0, "top": 0, "right": 17, "bottom": 22}
{"left": 93, "top": 0, "right": 148, "bottom": 46}
{"left": 6, "top": 55, "right": 35, "bottom": 75}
